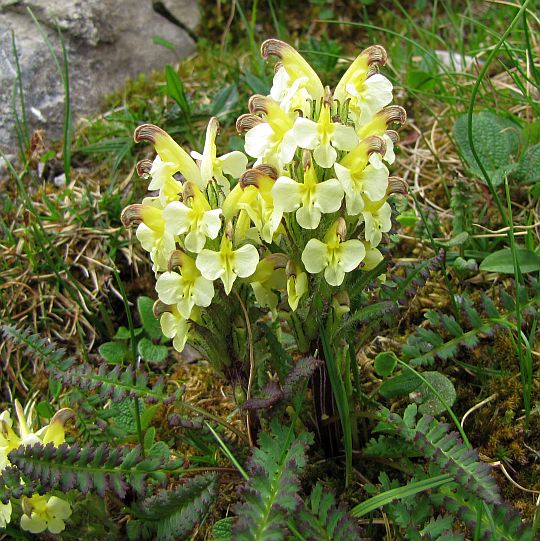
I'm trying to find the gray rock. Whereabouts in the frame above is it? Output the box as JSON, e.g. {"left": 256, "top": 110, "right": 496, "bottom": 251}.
{"left": 0, "top": 0, "right": 199, "bottom": 154}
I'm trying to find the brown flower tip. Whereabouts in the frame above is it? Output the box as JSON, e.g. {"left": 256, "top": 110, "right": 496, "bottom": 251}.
{"left": 266, "top": 253, "right": 288, "bottom": 269}
{"left": 261, "top": 38, "right": 287, "bottom": 60}
{"left": 378, "top": 105, "right": 407, "bottom": 127}
{"left": 168, "top": 249, "right": 187, "bottom": 272}
{"left": 240, "top": 166, "right": 277, "bottom": 188}
{"left": 362, "top": 135, "right": 387, "bottom": 157}
{"left": 387, "top": 177, "right": 408, "bottom": 195}
{"left": 121, "top": 204, "right": 145, "bottom": 227}
{"left": 336, "top": 217, "right": 347, "bottom": 241}
{"left": 153, "top": 299, "right": 170, "bottom": 318}
{"left": 385, "top": 130, "right": 400, "bottom": 144}
{"left": 362, "top": 45, "right": 388, "bottom": 66}
{"left": 248, "top": 95, "right": 270, "bottom": 114}
{"left": 236, "top": 114, "right": 264, "bottom": 133}
{"left": 134, "top": 124, "right": 167, "bottom": 144}
{"left": 136, "top": 159, "right": 153, "bottom": 177}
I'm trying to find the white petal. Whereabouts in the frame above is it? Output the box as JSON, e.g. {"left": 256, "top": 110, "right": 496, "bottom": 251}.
{"left": 233, "top": 244, "right": 260, "bottom": 278}
{"left": 136, "top": 223, "right": 157, "bottom": 253}
{"left": 362, "top": 164, "right": 389, "bottom": 201}
{"left": 382, "top": 133, "right": 395, "bottom": 164}
{"left": 324, "top": 264, "right": 345, "bottom": 287}
{"left": 244, "top": 123, "right": 274, "bottom": 159}
{"left": 47, "top": 497, "right": 72, "bottom": 520}
{"left": 378, "top": 202, "right": 393, "bottom": 232}
{"left": 279, "top": 130, "right": 299, "bottom": 164}
{"left": 315, "top": 179, "right": 343, "bottom": 214}
{"left": 172, "top": 319, "right": 189, "bottom": 352}
{"left": 334, "top": 163, "right": 354, "bottom": 197}
{"left": 160, "top": 312, "right": 178, "bottom": 338}
{"left": 193, "top": 276, "right": 215, "bottom": 307}
{"left": 272, "top": 176, "right": 302, "bottom": 212}
{"left": 296, "top": 204, "right": 321, "bottom": 229}
{"left": 331, "top": 124, "right": 359, "bottom": 151}
{"left": 190, "top": 150, "right": 203, "bottom": 161}
{"left": 196, "top": 250, "right": 224, "bottom": 281}
{"left": 313, "top": 142, "right": 337, "bottom": 168}
{"left": 156, "top": 271, "right": 183, "bottom": 305}
{"left": 339, "top": 239, "right": 366, "bottom": 272}
{"left": 219, "top": 151, "right": 248, "bottom": 178}
{"left": 301, "top": 239, "right": 328, "bottom": 274}
{"left": 203, "top": 209, "right": 223, "bottom": 239}
{"left": 163, "top": 201, "right": 191, "bottom": 235}
{"left": 185, "top": 230, "right": 206, "bottom": 253}
{"left": 363, "top": 245, "right": 384, "bottom": 270}
{"left": 363, "top": 212, "right": 382, "bottom": 246}
{"left": 291, "top": 117, "right": 319, "bottom": 149}
{"left": 20, "top": 513, "right": 47, "bottom": 533}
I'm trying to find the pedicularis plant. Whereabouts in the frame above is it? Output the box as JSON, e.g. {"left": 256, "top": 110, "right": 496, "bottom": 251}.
{"left": 123, "top": 39, "right": 406, "bottom": 453}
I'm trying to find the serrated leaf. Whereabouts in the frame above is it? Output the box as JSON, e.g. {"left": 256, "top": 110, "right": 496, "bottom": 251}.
{"left": 211, "top": 517, "right": 234, "bottom": 540}
{"left": 137, "top": 297, "right": 162, "bottom": 340}
{"left": 374, "top": 352, "right": 398, "bottom": 377}
{"left": 137, "top": 337, "right": 168, "bottom": 363}
{"left": 453, "top": 112, "right": 520, "bottom": 185}
{"left": 480, "top": 248, "right": 540, "bottom": 274}
{"left": 99, "top": 341, "right": 130, "bottom": 364}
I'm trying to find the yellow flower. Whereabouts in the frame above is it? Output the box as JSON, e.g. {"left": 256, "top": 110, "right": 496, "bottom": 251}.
{"left": 190, "top": 117, "right": 248, "bottom": 194}
{"left": 20, "top": 495, "right": 72, "bottom": 534}
{"left": 196, "top": 230, "right": 259, "bottom": 295}
{"left": 272, "top": 156, "right": 343, "bottom": 229}
{"left": 301, "top": 219, "right": 366, "bottom": 286}
{"left": 155, "top": 253, "right": 215, "bottom": 319}
{"left": 163, "top": 182, "right": 222, "bottom": 253}
{"left": 291, "top": 103, "right": 358, "bottom": 168}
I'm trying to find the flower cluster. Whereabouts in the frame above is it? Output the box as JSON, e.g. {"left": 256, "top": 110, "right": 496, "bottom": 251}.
{"left": 0, "top": 401, "right": 73, "bottom": 534}
{"left": 123, "top": 39, "right": 406, "bottom": 353}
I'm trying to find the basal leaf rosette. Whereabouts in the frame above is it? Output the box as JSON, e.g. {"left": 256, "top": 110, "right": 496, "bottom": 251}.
{"left": 123, "top": 39, "right": 406, "bottom": 357}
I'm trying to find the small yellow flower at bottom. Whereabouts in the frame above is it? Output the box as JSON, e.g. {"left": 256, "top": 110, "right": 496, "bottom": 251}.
{"left": 20, "top": 495, "right": 72, "bottom": 535}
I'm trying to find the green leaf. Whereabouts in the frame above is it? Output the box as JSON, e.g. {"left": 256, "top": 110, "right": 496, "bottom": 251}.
{"left": 479, "top": 248, "right": 540, "bottom": 274}
{"left": 412, "top": 371, "right": 457, "bottom": 416}
{"left": 521, "top": 120, "right": 540, "bottom": 146}
{"left": 379, "top": 371, "right": 421, "bottom": 398}
{"left": 152, "top": 35, "right": 177, "bottom": 52}
{"left": 114, "top": 326, "right": 143, "bottom": 340}
{"left": 515, "top": 143, "right": 540, "bottom": 183}
{"left": 138, "top": 337, "right": 168, "bottom": 363}
{"left": 210, "top": 84, "right": 239, "bottom": 119}
{"left": 211, "top": 518, "right": 234, "bottom": 540}
{"left": 99, "top": 341, "right": 130, "bottom": 364}
{"left": 453, "top": 112, "right": 520, "bottom": 185}
{"left": 137, "top": 296, "right": 162, "bottom": 340}
{"left": 36, "top": 401, "right": 54, "bottom": 420}
{"left": 374, "top": 352, "right": 398, "bottom": 377}
{"left": 434, "top": 231, "right": 469, "bottom": 248}
{"left": 165, "top": 65, "right": 191, "bottom": 119}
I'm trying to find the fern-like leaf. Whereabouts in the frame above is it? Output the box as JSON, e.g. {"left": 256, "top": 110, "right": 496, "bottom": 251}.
{"left": 386, "top": 409, "right": 500, "bottom": 505}
{"left": 233, "top": 422, "right": 313, "bottom": 541}
{"left": 127, "top": 473, "right": 218, "bottom": 540}
{"left": 293, "top": 483, "right": 363, "bottom": 541}
{"left": 2, "top": 324, "right": 75, "bottom": 369}
{"left": 8, "top": 442, "right": 182, "bottom": 499}
{"left": 56, "top": 363, "right": 180, "bottom": 405}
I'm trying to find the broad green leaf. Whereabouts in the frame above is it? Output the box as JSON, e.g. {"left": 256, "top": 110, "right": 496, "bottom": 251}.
{"left": 480, "top": 248, "right": 540, "bottom": 274}
{"left": 113, "top": 326, "right": 143, "bottom": 340}
{"left": 36, "top": 401, "right": 54, "bottom": 420}
{"left": 374, "top": 352, "right": 398, "bottom": 377}
{"left": 99, "top": 341, "right": 130, "bottom": 364}
{"left": 453, "top": 112, "right": 520, "bottom": 185}
{"left": 521, "top": 120, "right": 540, "bottom": 146}
{"left": 379, "top": 371, "right": 421, "bottom": 398}
{"left": 412, "top": 371, "right": 457, "bottom": 416}
{"left": 137, "top": 296, "right": 162, "bottom": 340}
{"left": 515, "top": 144, "right": 540, "bottom": 183}
{"left": 138, "top": 337, "right": 168, "bottom": 363}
